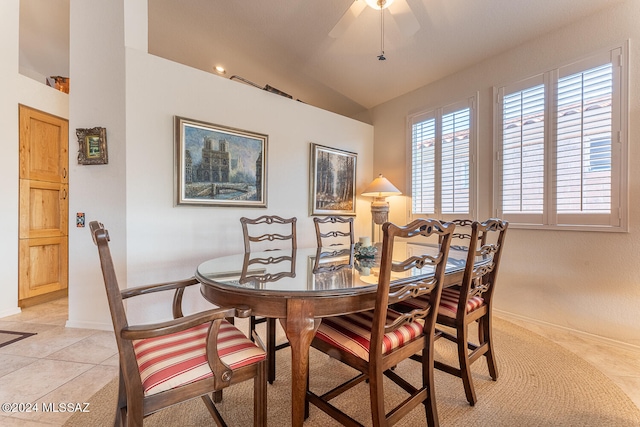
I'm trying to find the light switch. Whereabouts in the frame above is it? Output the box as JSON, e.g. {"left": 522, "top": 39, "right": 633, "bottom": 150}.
{"left": 76, "top": 212, "right": 85, "bottom": 227}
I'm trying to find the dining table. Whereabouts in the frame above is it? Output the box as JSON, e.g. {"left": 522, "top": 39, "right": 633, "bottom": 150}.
{"left": 196, "top": 242, "right": 473, "bottom": 426}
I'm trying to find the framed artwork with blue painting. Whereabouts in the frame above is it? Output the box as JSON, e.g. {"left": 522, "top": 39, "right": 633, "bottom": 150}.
{"left": 174, "top": 116, "right": 268, "bottom": 207}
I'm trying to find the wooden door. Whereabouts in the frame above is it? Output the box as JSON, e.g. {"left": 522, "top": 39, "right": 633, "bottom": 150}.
{"left": 18, "top": 105, "right": 69, "bottom": 306}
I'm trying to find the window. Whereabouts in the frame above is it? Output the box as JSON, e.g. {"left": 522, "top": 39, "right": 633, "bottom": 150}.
{"left": 501, "top": 80, "right": 545, "bottom": 217}
{"left": 495, "top": 46, "right": 627, "bottom": 231}
{"left": 410, "top": 96, "right": 477, "bottom": 219}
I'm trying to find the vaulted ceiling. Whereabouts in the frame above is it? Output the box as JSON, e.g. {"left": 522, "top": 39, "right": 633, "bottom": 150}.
{"left": 19, "top": 0, "right": 624, "bottom": 118}
{"left": 148, "top": 0, "right": 625, "bottom": 117}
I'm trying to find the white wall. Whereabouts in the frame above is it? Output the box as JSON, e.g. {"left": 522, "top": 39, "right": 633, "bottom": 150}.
{"left": 65, "top": 0, "right": 127, "bottom": 329}
{"left": 121, "top": 50, "right": 373, "bottom": 325}
{"left": 369, "top": 0, "right": 640, "bottom": 347}
{"left": 0, "top": 0, "right": 69, "bottom": 318}
{"left": 64, "top": 0, "right": 373, "bottom": 329}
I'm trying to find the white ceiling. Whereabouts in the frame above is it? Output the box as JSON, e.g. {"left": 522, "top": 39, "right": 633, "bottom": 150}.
{"left": 19, "top": 0, "right": 624, "bottom": 117}
{"left": 147, "top": 0, "right": 625, "bottom": 117}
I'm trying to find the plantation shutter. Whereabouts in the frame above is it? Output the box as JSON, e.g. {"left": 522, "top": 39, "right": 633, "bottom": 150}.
{"left": 441, "top": 107, "right": 470, "bottom": 214}
{"left": 496, "top": 45, "right": 625, "bottom": 230}
{"left": 556, "top": 63, "right": 613, "bottom": 217}
{"left": 410, "top": 97, "right": 475, "bottom": 217}
{"left": 411, "top": 112, "right": 436, "bottom": 214}
{"left": 498, "top": 76, "right": 545, "bottom": 224}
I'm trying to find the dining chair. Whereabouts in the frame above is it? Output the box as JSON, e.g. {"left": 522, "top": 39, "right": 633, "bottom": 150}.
{"left": 402, "top": 218, "right": 509, "bottom": 406}
{"left": 306, "top": 219, "right": 455, "bottom": 426}
{"left": 313, "top": 215, "right": 355, "bottom": 247}
{"left": 241, "top": 215, "right": 297, "bottom": 252}
{"left": 89, "top": 221, "right": 267, "bottom": 426}
{"left": 240, "top": 215, "right": 296, "bottom": 384}
{"left": 312, "top": 216, "right": 355, "bottom": 274}
{"left": 438, "top": 218, "right": 478, "bottom": 251}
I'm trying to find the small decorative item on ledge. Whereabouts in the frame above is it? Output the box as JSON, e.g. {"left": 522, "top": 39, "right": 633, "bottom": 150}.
{"left": 46, "top": 76, "right": 69, "bottom": 93}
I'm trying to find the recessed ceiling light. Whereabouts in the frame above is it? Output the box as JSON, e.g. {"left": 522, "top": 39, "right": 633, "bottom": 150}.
{"left": 214, "top": 66, "right": 226, "bottom": 75}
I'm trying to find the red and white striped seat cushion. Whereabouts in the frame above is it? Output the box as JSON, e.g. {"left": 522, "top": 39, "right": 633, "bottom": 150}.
{"left": 133, "top": 320, "right": 266, "bottom": 396}
{"left": 439, "top": 288, "right": 484, "bottom": 318}
{"left": 396, "top": 288, "right": 484, "bottom": 319}
{"left": 314, "top": 309, "right": 423, "bottom": 361}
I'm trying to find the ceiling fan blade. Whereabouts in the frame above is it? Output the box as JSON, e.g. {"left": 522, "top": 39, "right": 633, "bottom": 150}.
{"left": 329, "top": 0, "right": 367, "bottom": 38}
{"left": 388, "top": 0, "right": 420, "bottom": 37}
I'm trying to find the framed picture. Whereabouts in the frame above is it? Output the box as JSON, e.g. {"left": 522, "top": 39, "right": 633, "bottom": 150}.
{"left": 309, "top": 143, "right": 357, "bottom": 216}
{"left": 76, "top": 127, "right": 108, "bottom": 165}
{"left": 175, "top": 116, "right": 268, "bottom": 207}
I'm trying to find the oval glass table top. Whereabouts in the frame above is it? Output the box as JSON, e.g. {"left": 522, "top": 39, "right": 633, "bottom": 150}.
{"left": 196, "top": 242, "right": 472, "bottom": 297}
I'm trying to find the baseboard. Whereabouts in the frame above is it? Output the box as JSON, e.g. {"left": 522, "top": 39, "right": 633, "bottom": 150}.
{"left": 19, "top": 289, "right": 68, "bottom": 308}
{"left": 0, "top": 306, "right": 22, "bottom": 319}
{"left": 65, "top": 319, "right": 113, "bottom": 332}
{"left": 495, "top": 309, "right": 640, "bottom": 354}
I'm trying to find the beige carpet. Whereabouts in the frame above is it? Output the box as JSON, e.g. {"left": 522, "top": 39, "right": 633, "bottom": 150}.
{"left": 65, "top": 318, "right": 640, "bottom": 426}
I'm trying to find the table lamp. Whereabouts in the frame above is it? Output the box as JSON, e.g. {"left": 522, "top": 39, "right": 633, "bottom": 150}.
{"left": 361, "top": 174, "right": 402, "bottom": 240}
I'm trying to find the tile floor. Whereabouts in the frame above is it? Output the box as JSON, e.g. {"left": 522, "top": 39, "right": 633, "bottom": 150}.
{"left": 0, "top": 298, "right": 118, "bottom": 426}
{"left": 0, "top": 298, "right": 638, "bottom": 426}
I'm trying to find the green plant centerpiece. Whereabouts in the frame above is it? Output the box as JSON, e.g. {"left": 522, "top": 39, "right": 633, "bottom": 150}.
{"left": 354, "top": 242, "right": 377, "bottom": 259}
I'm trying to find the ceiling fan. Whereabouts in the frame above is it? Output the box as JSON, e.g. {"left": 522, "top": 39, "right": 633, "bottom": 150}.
{"left": 329, "top": 0, "right": 420, "bottom": 39}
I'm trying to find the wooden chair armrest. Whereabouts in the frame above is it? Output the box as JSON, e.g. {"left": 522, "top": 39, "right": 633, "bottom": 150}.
{"left": 203, "top": 307, "right": 265, "bottom": 389}
{"left": 120, "top": 277, "right": 200, "bottom": 299}
{"left": 120, "top": 277, "right": 204, "bottom": 320}
{"left": 120, "top": 306, "right": 236, "bottom": 340}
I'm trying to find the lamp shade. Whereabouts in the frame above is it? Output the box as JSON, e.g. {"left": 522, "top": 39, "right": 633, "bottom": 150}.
{"left": 361, "top": 174, "right": 402, "bottom": 197}
{"left": 365, "top": 0, "right": 394, "bottom": 10}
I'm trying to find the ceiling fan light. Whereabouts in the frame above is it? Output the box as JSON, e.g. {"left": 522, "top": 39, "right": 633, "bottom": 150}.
{"left": 364, "top": 0, "right": 394, "bottom": 10}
